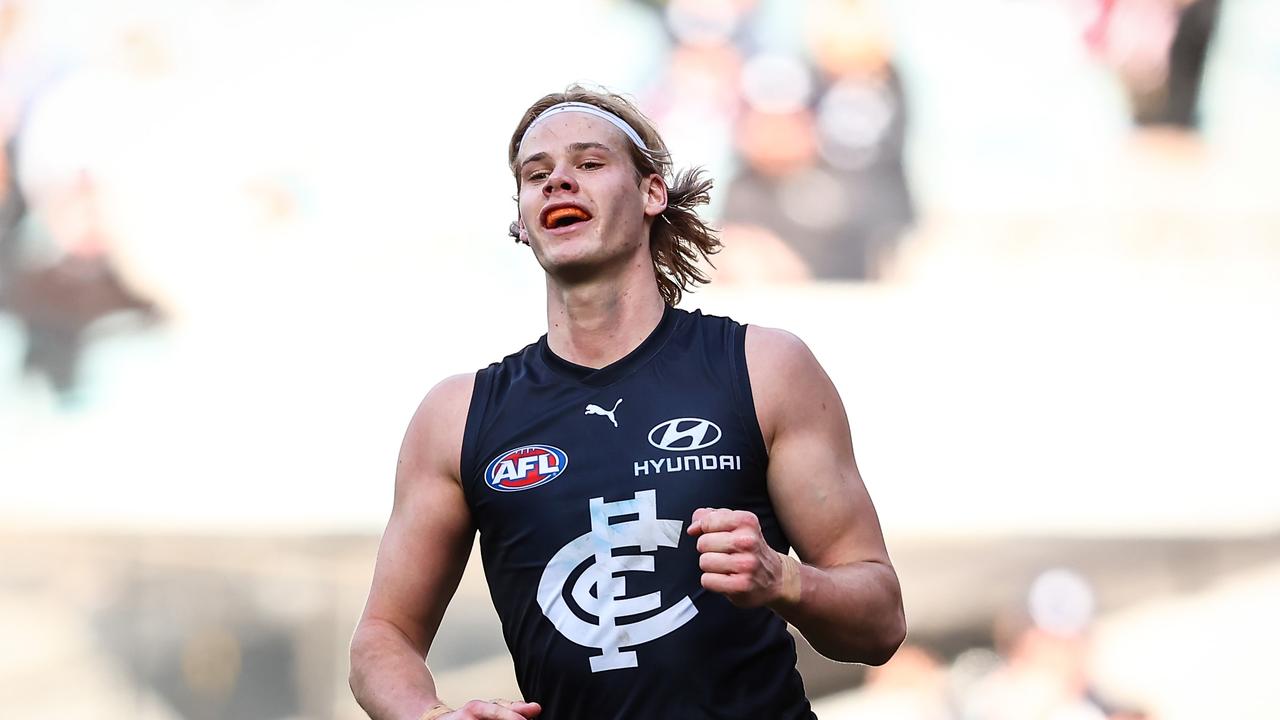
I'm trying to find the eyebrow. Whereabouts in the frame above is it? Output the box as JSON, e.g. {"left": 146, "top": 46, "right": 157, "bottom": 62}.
{"left": 518, "top": 142, "right": 617, "bottom": 172}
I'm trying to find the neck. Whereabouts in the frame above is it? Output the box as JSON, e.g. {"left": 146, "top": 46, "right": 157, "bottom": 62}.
{"left": 545, "top": 265, "right": 666, "bottom": 369}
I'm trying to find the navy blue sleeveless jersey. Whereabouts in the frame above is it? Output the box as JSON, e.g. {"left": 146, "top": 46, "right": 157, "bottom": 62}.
{"left": 459, "top": 306, "right": 815, "bottom": 720}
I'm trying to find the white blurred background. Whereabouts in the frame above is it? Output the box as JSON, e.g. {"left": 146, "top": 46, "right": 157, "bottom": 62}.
{"left": 1, "top": 0, "right": 1278, "bottom": 718}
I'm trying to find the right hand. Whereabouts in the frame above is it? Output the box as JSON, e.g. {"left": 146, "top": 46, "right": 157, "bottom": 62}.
{"left": 436, "top": 699, "right": 542, "bottom": 719}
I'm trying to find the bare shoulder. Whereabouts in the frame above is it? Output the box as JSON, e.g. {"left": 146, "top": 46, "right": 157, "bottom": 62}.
{"left": 399, "top": 372, "right": 477, "bottom": 484}
{"left": 743, "top": 325, "right": 838, "bottom": 446}
{"left": 413, "top": 372, "right": 476, "bottom": 420}
{"left": 744, "top": 325, "right": 819, "bottom": 374}
{"left": 744, "top": 324, "right": 830, "bottom": 397}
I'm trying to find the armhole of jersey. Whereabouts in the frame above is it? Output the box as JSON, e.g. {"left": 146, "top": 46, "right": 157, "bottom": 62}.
{"left": 729, "top": 322, "right": 768, "bottom": 460}
{"left": 458, "top": 366, "right": 493, "bottom": 500}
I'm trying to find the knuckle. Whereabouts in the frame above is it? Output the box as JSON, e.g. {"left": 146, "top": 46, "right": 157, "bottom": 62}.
{"left": 736, "top": 554, "right": 758, "bottom": 574}
{"left": 703, "top": 572, "right": 731, "bottom": 591}
{"left": 733, "top": 532, "right": 756, "bottom": 551}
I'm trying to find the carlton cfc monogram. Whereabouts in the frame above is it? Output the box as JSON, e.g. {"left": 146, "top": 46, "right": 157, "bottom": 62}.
{"left": 537, "top": 489, "right": 698, "bottom": 672}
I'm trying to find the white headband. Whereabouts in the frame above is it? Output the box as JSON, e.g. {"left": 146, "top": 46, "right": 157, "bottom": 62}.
{"left": 519, "top": 101, "right": 650, "bottom": 152}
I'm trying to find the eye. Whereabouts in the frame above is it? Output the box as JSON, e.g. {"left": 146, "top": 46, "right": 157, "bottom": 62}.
{"left": 526, "top": 169, "right": 549, "bottom": 182}
{"left": 580, "top": 160, "right": 603, "bottom": 170}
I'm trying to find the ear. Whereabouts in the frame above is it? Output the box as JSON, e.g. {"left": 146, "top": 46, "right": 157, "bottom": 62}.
{"left": 508, "top": 217, "right": 531, "bottom": 245}
{"left": 642, "top": 174, "right": 668, "bottom": 219}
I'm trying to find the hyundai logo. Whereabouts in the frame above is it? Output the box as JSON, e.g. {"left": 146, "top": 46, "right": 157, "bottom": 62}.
{"left": 647, "top": 418, "right": 722, "bottom": 452}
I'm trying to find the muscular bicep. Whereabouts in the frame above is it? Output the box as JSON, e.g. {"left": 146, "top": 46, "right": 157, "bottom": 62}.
{"left": 358, "top": 374, "right": 477, "bottom": 655}
{"left": 747, "top": 327, "right": 890, "bottom": 569}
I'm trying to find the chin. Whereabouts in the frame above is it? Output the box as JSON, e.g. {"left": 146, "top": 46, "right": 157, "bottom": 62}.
{"left": 533, "top": 234, "right": 601, "bottom": 266}
{"left": 538, "top": 253, "right": 603, "bottom": 280}
{"left": 532, "top": 226, "right": 643, "bottom": 279}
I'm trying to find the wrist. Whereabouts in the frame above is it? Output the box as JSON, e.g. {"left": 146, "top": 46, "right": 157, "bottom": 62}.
{"left": 419, "top": 704, "right": 452, "bottom": 720}
{"left": 772, "top": 552, "right": 804, "bottom": 608}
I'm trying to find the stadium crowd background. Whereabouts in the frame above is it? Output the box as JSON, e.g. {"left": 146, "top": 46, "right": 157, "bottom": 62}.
{"left": 2, "top": 0, "right": 1278, "bottom": 718}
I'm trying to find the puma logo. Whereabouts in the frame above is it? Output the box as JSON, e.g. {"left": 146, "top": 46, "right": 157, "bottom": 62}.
{"left": 584, "top": 398, "right": 623, "bottom": 428}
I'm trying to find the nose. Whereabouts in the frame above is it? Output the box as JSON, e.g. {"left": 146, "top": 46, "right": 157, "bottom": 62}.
{"left": 542, "top": 165, "right": 578, "bottom": 196}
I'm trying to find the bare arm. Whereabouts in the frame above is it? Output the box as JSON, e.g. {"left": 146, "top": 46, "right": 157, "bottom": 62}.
{"left": 349, "top": 374, "right": 540, "bottom": 720}
{"left": 688, "top": 327, "right": 906, "bottom": 664}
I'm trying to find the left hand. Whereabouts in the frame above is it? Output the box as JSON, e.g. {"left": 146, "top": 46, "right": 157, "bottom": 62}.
{"left": 687, "top": 507, "right": 801, "bottom": 608}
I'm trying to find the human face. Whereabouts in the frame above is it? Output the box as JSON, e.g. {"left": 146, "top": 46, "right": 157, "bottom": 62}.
{"left": 515, "top": 112, "right": 665, "bottom": 277}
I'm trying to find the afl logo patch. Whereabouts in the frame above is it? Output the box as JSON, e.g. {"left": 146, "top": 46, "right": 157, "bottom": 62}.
{"left": 485, "top": 445, "right": 568, "bottom": 492}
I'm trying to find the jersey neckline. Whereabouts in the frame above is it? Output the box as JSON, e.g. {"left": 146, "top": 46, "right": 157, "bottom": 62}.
{"left": 538, "top": 304, "right": 684, "bottom": 387}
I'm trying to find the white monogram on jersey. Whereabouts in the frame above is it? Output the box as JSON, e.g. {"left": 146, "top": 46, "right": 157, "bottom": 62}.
{"left": 536, "top": 489, "right": 698, "bottom": 672}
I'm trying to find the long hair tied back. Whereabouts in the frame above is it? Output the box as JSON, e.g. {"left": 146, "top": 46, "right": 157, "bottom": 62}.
{"left": 508, "top": 86, "right": 721, "bottom": 306}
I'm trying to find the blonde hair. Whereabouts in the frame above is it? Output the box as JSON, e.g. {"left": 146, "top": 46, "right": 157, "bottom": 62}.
{"left": 508, "top": 86, "right": 721, "bottom": 306}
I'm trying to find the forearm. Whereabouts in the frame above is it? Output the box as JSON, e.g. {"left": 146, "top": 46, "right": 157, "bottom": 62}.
{"left": 769, "top": 556, "right": 905, "bottom": 665}
{"left": 350, "top": 618, "right": 445, "bottom": 720}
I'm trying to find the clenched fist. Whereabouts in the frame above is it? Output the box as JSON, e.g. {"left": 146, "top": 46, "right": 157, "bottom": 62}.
{"left": 422, "top": 699, "right": 541, "bottom": 720}
{"left": 687, "top": 508, "right": 802, "bottom": 608}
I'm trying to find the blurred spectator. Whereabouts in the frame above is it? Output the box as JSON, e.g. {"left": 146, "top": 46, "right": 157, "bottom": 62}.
{"left": 722, "top": 62, "right": 914, "bottom": 281}
{"left": 645, "top": 42, "right": 744, "bottom": 215}
{"left": 1161, "top": 0, "right": 1219, "bottom": 127}
{"left": 724, "top": 0, "right": 915, "bottom": 281}
{"left": 634, "top": 0, "right": 916, "bottom": 282}
{"left": 0, "top": 8, "right": 160, "bottom": 405}
{"left": 0, "top": 172, "right": 157, "bottom": 401}
{"left": 1078, "top": 0, "right": 1222, "bottom": 127}
{"left": 961, "top": 569, "right": 1155, "bottom": 720}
